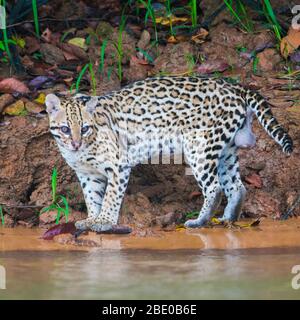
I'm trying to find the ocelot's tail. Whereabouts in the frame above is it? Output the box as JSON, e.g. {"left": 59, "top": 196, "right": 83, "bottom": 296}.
{"left": 245, "top": 90, "right": 293, "bottom": 155}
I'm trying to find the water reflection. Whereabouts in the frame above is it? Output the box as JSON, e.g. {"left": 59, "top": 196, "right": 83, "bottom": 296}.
{"left": 0, "top": 248, "right": 300, "bottom": 299}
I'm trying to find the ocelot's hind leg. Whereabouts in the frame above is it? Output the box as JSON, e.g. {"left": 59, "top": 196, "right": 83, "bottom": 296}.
{"left": 184, "top": 132, "right": 224, "bottom": 228}
{"left": 218, "top": 144, "right": 246, "bottom": 222}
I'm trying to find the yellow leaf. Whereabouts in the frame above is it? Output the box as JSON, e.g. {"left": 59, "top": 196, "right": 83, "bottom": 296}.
{"left": 155, "top": 15, "right": 189, "bottom": 26}
{"left": 211, "top": 217, "right": 221, "bottom": 224}
{"left": 280, "top": 27, "right": 300, "bottom": 58}
{"left": 12, "top": 36, "right": 26, "bottom": 49}
{"left": 34, "top": 93, "right": 46, "bottom": 105}
{"left": 175, "top": 224, "right": 186, "bottom": 231}
{"left": 68, "top": 37, "right": 87, "bottom": 50}
{"left": 3, "top": 100, "right": 27, "bottom": 116}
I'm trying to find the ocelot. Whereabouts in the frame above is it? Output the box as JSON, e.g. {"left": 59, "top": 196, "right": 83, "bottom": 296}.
{"left": 45, "top": 76, "right": 293, "bottom": 232}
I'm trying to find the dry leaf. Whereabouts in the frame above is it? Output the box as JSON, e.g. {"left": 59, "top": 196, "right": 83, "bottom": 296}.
{"left": 0, "top": 78, "right": 29, "bottom": 94}
{"left": 130, "top": 55, "right": 149, "bottom": 65}
{"left": 188, "top": 191, "right": 202, "bottom": 200}
{"left": 191, "top": 28, "right": 209, "bottom": 44}
{"left": 280, "top": 27, "right": 300, "bottom": 58}
{"left": 167, "top": 35, "right": 189, "bottom": 43}
{"left": 41, "top": 28, "right": 52, "bottom": 43}
{"left": 155, "top": 15, "right": 188, "bottom": 26}
{"left": 198, "top": 60, "right": 229, "bottom": 74}
{"left": 3, "top": 100, "right": 26, "bottom": 116}
{"left": 25, "top": 101, "right": 45, "bottom": 114}
{"left": 68, "top": 37, "right": 87, "bottom": 51}
{"left": 245, "top": 173, "right": 263, "bottom": 188}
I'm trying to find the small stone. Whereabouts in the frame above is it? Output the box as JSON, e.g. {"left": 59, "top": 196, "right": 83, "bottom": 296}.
{"left": 40, "top": 43, "right": 65, "bottom": 65}
{"left": 0, "top": 93, "right": 14, "bottom": 113}
{"left": 257, "top": 48, "right": 281, "bottom": 72}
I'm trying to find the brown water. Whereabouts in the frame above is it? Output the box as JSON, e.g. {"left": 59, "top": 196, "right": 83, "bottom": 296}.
{"left": 0, "top": 219, "right": 300, "bottom": 299}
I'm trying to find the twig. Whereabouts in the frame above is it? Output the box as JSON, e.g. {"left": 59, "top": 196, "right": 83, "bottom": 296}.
{"left": 7, "top": 17, "right": 107, "bottom": 28}
{"left": 0, "top": 203, "right": 44, "bottom": 209}
{"left": 281, "top": 195, "right": 300, "bottom": 220}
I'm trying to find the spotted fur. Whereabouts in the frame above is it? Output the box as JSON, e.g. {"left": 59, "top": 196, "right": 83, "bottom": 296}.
{"left": 45, "top": 76, "right": 293, "bottom": 231}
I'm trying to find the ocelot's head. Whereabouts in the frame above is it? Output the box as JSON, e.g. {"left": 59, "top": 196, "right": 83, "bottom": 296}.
{"left": 45, "top": 94, "right": 98, "bottom": 152}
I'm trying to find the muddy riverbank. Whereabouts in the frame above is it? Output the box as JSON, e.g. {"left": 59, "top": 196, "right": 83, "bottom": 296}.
{"left": 1, "top": 218, "right": 300, "bottom": 251}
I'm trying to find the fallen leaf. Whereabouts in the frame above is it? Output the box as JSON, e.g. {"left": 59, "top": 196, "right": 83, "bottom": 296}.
{"left": 3, "top": 100, "right": 27, "bottom": 116}
{"left": 155, "top": 15, "right": 189, "bottom": 26}
{"left": 188, "top": 191, "right": 202, "bottom": 200}
{"left": 25, "top": 36, "right": 40, "bottom": 54}
{"left": 28, "top": 76, "right": 54, "bottom": 90}
{"left": 25, "top": 101, "right": 45, "bottom": 114}
{"left": 191, "top": 28, "right": 209, "bottom": 44}
{"left": 280, "top": 27, "right": 300, "bottom": 58}
{"left": 34, "top": 93, "right": 46, "bottom": 104}
{"left": 167, "top": 35, "right": 189, "bottom": 43}
{"left": 68, "top": 37, "right": 87, "bottom": 51}
{"left": 0, "top": 93, "right": 14, "bottom": 113}
{"left": 245, "top": 173, "right": 263, "bottom": 188}
{"left": 41, "top": 27, "right": 52, "bottom": 43}
{"left": 42, "top": 222, "right": 77, "bottom": 240}
{"left": 0, "top": 78, "right": 29, "bottom": 94}
{"left": 198, "top": 60, "right": 229, "bottom": 74}
{"left": 57, "top": 42, "right": 88, "bottom": 61}
{"left": 130, "top": 55, "right": 149, "bottom": 66}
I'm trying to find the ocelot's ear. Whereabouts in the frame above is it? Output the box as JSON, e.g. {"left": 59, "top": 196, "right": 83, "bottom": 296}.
{"left": 85, "top": 96, "right": 98, "bottom": 114}
{"left": 45, "top": 94, "right": 61, "bottom": 115}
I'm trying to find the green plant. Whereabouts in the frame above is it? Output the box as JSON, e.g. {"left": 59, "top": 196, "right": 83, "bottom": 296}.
{"left": 185, "top": 211, "right": 198, "bottom": 220}
{"left": 40, "top": 167, "right": 69, "bottom": 224}
{"left": 31, "top": 0, "right": 40, "bottom": 37}
{"left": 74, "top": 62, "right": 96, "bottom": 94}
{"left": 166, "top": 0, "right": 174, "bottom": 36}
{"left": 113, "top": 12, "right": 127, "bottom": 81}
{"left": 99, "top": 39, "right": 108, "bottom": 73}
{"left": 223, "top": 0, "right": 253, "bottom": 33}
{"left": 185, "top": 53, "right": 196, "bottom": 75}
{"left": 138, "top": 0, "right": 158, "bottom": 46}
{"left": 0, "top": 1, "right": 11, "bottom": 62}
{"left": 189, "top": 0, "right": 197, "bottom": 28}
{"left": 0, "top": 205, "right": 4, "bottom": 226}
{"left": 262, "top": 0, "right": 282, "bottom": 42}
{"left": 252, "top": 55, "right": 259, "bottom": 74}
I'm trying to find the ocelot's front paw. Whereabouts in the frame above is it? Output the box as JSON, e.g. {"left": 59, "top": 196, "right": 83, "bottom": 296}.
{"left": 184, "top": 217, "right": 208, "bottom": 228}
{"left": 75, "top": 218, "right": 95, "bottom": 231}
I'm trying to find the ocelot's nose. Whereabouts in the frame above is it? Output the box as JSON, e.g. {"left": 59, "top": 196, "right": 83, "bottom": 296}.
{"left": 71, "top": 140, "right": 82, "bottom": 150}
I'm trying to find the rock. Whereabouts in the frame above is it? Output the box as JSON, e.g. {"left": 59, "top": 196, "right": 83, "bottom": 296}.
{"left": 0, "top": 94, "right": 14, "bottom": 114}
{"left": 137, "top": 30, "right": 151, "bottom": 50}
{"left": 155, "top": 211, "right": 183, "bottom": 228}
{"left": 3, "top": 214, "right": 14, "bottom": 227}
{"left": 25, "top": 101, "right": 45, "bottom": 114}
{"left": 257, "top": 48, "right": 282, "bottom": 72}
{"left": 40, "top": 43, "right": 65, "bottom": 65}
{"left": 39, "top": 209, "right": 59, "bottom": 225}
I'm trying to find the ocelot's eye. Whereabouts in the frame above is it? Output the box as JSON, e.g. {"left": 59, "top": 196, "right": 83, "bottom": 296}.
{"left": 60, "top": 126, "right": 71, "bottom": 134}
{"left": 81, "top": 125, "right": 89, "bottom": 134}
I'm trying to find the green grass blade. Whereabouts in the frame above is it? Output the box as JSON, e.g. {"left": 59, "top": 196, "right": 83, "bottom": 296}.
{"left": 88, "top": 62, "right": 96, "bottom": 96}
{"left": 76, "top": 63, "right": 89, "bottom": 92}
{"left": 0, "top": 205, "right": 4, "bottom": 226}
{"left": 32, "top": 0, "right": 40, "bottom": 37}
{"left": 99, "top": 39, "right": 108, "bottom": 73}
{"left": 51, "top": 167, "right": 58, "bottom": 203}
